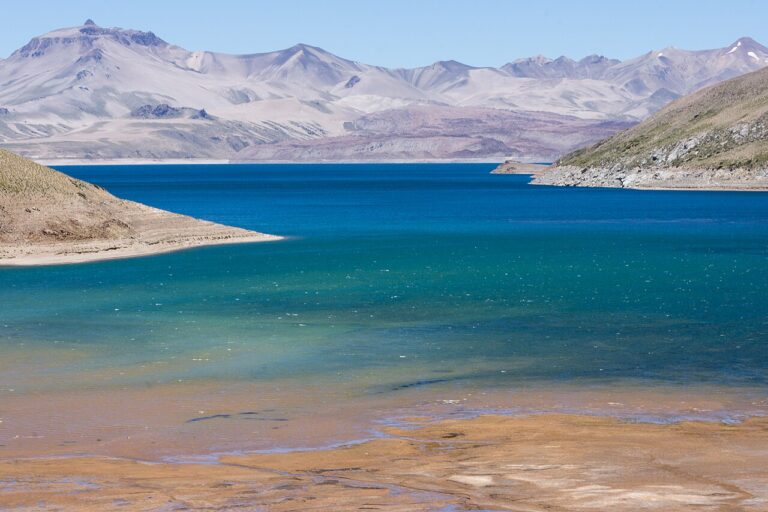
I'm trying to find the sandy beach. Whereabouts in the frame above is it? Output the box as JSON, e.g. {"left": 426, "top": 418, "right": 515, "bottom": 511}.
{"left": 0, "top": 201, "right": 281, "bottom": 266}
{"left": 0, "top": 203, "right": 281, "bottom": 266}
{"left": 2, "top": 413, "right": 767, "bottom": 511}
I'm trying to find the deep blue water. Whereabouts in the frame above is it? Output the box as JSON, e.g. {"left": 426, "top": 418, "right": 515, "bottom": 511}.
{"left": 1, "top": 163, "right": 767, "bottom": 396}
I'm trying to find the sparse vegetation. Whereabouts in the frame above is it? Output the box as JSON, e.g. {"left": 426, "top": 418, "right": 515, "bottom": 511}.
{"left": 0, "top": 149, "right": 276, "bottom": 263}
{"left": 557, "top": 67, "right": 768, "bottom": 172}
{"left": 0, "top": 148, "right": 136, "bottom": 243}
{"left": 534, "top": 67, "right": 768, "bottom": 189}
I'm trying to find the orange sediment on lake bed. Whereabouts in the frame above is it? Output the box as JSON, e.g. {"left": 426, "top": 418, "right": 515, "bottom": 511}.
{"left": 2, "top": 413, "right": 768, "bottom": 511}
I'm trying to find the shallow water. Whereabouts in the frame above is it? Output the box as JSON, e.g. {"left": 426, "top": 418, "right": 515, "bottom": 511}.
{"left": 1, "top": 163, "right": 767, "bottom": 456}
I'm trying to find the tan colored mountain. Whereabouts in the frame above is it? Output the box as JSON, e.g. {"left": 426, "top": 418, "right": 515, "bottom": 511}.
{"left": 0, "top": 149, "right": 278, "bottom": 265}
{"left": 533, "top": 66, "right": 768, "bottom": 190}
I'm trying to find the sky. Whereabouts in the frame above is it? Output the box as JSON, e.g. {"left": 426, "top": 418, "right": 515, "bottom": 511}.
{"left": 1, "top": 0, "right": 766, "bottom": 67}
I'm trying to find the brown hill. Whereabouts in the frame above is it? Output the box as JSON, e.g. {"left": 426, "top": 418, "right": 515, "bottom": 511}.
{"left": 0, "top": 149, "right": 278, "bottom": 265}
{"left": 533, "top": 66, "right": 768, "bottom": 189}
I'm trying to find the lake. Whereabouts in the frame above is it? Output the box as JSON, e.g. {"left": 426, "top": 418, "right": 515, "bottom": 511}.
{"left": 1, "top": 163, "right": 767, "bottom": 458}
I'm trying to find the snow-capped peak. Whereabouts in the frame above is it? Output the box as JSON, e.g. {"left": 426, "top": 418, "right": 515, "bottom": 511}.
{"left": 727, "top": 41, "right": 742, "bottom": 54}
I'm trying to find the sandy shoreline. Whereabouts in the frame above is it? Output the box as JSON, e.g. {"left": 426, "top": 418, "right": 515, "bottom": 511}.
{"left": 0, "top": 231, "right": 281, "bottom": 267}
{"left": 3, "top": 413, "right": 767, "bottom": 511}
{"left": 0, "top": 202, "right": 281, "bottom": 267}
{"left": 0, "top": 234, "right": 280, "bottom": 266}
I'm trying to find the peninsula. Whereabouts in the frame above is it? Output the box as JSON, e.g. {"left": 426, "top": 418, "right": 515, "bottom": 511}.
{"left": 490, "top": 160, "right": 550, "bottom": 176}
{"left": 528, "top": 66, "right": 768, "bottom": 190}
{"left": 0, "top": 149, "right": 279, "bottom": 266}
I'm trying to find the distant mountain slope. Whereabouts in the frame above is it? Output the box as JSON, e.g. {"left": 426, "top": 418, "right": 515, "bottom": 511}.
{"left": 502, "top": 55, "right": 621, "bottom": 79}
{"left": 0, "top": 148, "right": 277, "bottom": 265}
{"left": 533, "top": 66, "right": 768, "bottom": 190}
{"left": 0, "top": 20, "right": 766, "bottom": 162}
{"left": 234, "top": 106, "right": 631, "bottom": 162}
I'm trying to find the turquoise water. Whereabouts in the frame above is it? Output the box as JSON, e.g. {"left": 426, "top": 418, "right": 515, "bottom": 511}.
{"left": 1, "top": 164, "right": 768, "bottom": 401}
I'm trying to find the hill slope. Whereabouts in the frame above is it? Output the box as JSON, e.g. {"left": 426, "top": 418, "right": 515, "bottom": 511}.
{"left": 0, "top": 149, "right": 278, "bottom": 265}
{"left": 533, "top": 66, "right": 768, "bottom": 190}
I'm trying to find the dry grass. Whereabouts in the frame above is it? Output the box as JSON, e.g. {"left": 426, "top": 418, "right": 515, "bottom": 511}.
{"left": 0, "top": 148, "right": 277, "bottom": 263}
{"left": 0, "top": 148, "right": 107, "bottom": 196}
{"left": 560, "top": 66, "right": 768, "bottom": 171}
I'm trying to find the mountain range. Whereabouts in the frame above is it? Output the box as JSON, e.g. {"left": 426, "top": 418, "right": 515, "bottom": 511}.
{"left": 0, "top": 20, "right": 767, "bottom": 162}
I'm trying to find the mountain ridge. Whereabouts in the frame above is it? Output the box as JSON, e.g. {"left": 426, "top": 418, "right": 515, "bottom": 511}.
{"left": 0, "top": 20, "right": 766, "bottom": 162}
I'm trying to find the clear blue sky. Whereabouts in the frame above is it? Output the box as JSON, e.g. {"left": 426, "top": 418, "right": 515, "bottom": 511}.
{"left": 1, "top": 0, "right": 766, "bottom": 67}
